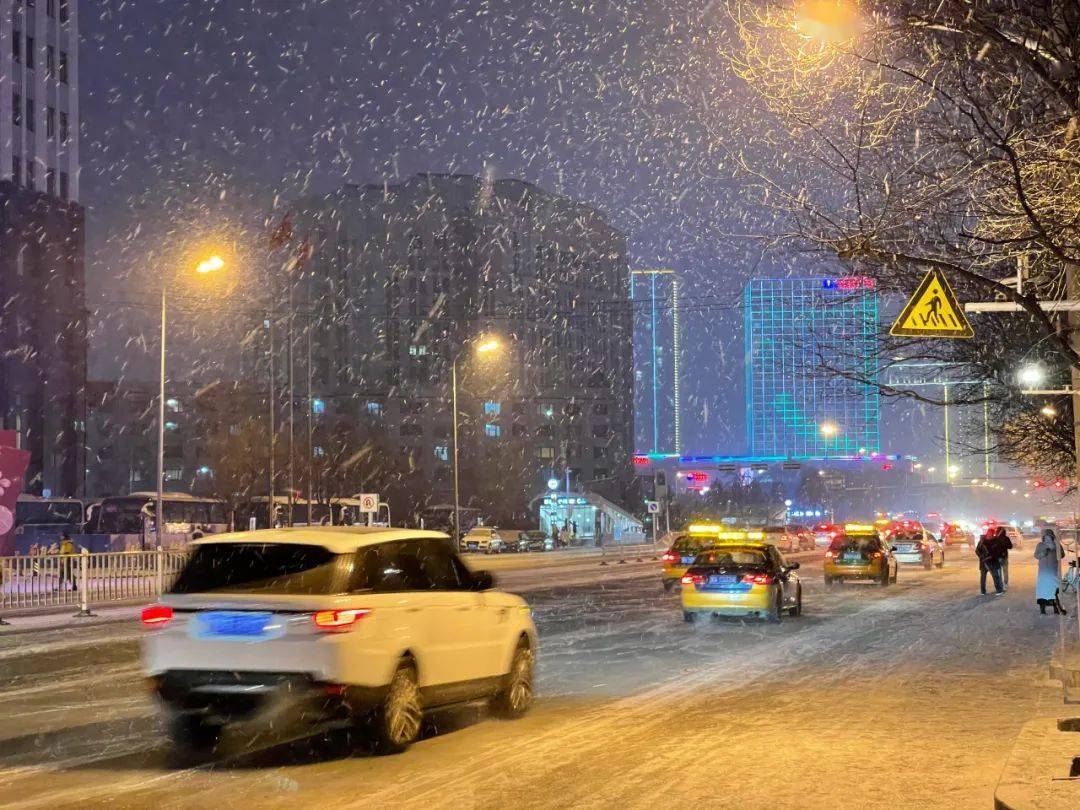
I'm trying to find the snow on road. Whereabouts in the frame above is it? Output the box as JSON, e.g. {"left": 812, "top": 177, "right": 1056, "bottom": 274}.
{"left": 0, "top": 553, "right": 1072, "bottom": 809}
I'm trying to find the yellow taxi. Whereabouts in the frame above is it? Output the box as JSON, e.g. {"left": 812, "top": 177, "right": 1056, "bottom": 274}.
{"left": 680, "top": 542, "right": 802, "bottom": 623}
{"left": 661, "top": 525, "right": 764, "bottom": 590}
{"left": 823, "top": 523, "right": 898, "bottom": 586}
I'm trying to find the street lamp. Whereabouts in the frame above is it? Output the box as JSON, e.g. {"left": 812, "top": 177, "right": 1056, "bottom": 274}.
{"left": 794, "top": 0, "right": 860, "bottom": 42}
{"left": 156, "top": 255, "right": 225, "bottom": 549}
{"left": 819, "top": 422, "right": 839, "bottom": 438}
{"left": 451, "top": 336, "right": 502, "bottom": 544}
{"left": 1041, "top": 404, "right": 1059, "bottom": 418}
{"left": 1017, "top": 364, "right": 1046, "bottom": 389}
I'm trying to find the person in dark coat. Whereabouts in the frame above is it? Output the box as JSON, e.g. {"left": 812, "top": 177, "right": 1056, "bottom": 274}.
{"left": 995, "top": 526, "right": 1013, "bottom": 591}
{"left": 975, "top": 530, "right": 1005, "bottom": 596}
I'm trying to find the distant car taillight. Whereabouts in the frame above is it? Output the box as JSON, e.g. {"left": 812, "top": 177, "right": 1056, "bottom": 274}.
{"left": 313, "top": 608, "right": 372, "bottom": 631}
{"left": 141, "top": 604, "right": 173, "bottom": 628}
{"left": 824, "top": 550, "right": 835, "bottom": 558}
{"left": 741, "top": 573, "right": 775, "bottom": 585}
{"left": 681, "top": 573, "right": 704, "bottom": 586}
{"left": 662, "top": 551, "right": 680, "bottom": 564}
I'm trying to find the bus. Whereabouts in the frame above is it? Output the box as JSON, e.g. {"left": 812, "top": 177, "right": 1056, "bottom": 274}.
{"left": 86, "top": 492, "right": 230, "bottom": 548}
{"left": 6, "top": 495, "right": 86, "bottom": 554}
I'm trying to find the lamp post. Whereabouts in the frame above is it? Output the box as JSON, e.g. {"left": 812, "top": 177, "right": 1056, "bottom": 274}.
{"left": 156, "top": 255, "right": 225, "bottom": 549}
{"left": 451, "top": 337, "right": 500, "bottom": 544}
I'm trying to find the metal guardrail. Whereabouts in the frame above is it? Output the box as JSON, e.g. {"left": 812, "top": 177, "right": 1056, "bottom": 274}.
{"left": 0, "top": 548, "right": 189, "bottom": 618}
{"left": 598, "top": 542, "right": 665, "bottom": 565}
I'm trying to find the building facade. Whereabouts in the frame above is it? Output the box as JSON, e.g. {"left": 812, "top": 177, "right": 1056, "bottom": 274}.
{"left": 744, "top": 276, "right": 880, "bottom": 459}
{"left": 0, "top": 0, "right": 84, "bottom": 496}
{"left": 289, "top": 174, "right": 635, "bottom": 508}
{"left": 631, "top": 268, "right": 680, "bottom": 455}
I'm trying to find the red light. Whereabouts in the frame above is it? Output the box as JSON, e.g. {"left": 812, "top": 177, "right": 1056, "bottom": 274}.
{"left": 633, "top": 455, "right": 650, "bottom": 466}
{"left": 741, "top": 573, "right": 775, "bottom": 585}
{"left": 681, "top": 574, "right": 704, "bottom": 587}
{"left": 685, "top": 471, "right": 708, "bottom": 483}
{"left": 313, "top": 608, "right": 372, "bottom": 631}
{"left": 881, "top": 463, "right": 893, "bottom": 471}
{"left": 141, "top": 605, "right": 173, "bottom": 628}
{"left": 662, "top": 551, "right": 679, "bottom": 564}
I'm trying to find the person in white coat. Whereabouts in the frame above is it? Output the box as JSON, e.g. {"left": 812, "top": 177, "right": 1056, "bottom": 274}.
{"left": 1034, "top": 529, "right": 1067, "bottom": 615}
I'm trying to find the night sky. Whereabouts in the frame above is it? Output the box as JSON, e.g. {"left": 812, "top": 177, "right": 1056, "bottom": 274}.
{"left": 79, "top": 0, "right": 921, "bottom": 457}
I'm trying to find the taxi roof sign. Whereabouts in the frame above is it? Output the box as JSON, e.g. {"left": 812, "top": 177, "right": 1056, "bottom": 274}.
{"left": 844, "top": 523, "right": 879, "bottom": 533}
{"left": 687, "top": 523, "right": 725, "bottom": 534}
{"left": 889, "top": 269, "right": 974, "bottom": 339}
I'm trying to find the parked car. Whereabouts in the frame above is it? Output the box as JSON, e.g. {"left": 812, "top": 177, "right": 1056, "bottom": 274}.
{"left": 519, "top": 530, "right": 553, "bottom": 552}
{"left": 460, "top": 526, "right": 508, "bottom": 554}
{"left": 142, "top": 527, "right": 537, "bottom": 756}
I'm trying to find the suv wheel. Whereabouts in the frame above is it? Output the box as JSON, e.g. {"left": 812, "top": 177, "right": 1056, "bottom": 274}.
{"left": 491, "top": 639, "right": 534, "bottom": 719}
{"left": 768, "top": 592, "right": 783, "bottom": 623}
{"left": 167, "top": 714, "right": 220, "bottom": 759}
{"left": 374, "top": 661, "right": 423, "bottom": 754}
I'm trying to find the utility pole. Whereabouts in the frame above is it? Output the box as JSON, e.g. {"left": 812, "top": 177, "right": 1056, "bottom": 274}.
{"left": 287, "top": 280, "right": 295, "bottom": 526}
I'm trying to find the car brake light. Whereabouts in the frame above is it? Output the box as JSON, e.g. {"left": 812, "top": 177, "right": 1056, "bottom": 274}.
{"left": 824, "top": 550, "right": 835, "bottom": 558}
{"left": 662, "top": 551, "right": 679, "bottom": 564}
{"left": 313, "top": 608, "right": 372, "bottom": 631}
{"left": 681, "top": 574, "right": 704, "bottom": 586}
{"left": 141, "top": 604, "right": 173, "bottom": 628}
{"left": 868, "top": 552, "right": 882, "bottom": 559}
{"left": 742, "top": 573, "right": 775, "bottom": 585}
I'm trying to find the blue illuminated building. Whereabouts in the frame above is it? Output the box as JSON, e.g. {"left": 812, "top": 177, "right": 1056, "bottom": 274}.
{"left": 744, "top": 277, "right": 880, "bottom": 459}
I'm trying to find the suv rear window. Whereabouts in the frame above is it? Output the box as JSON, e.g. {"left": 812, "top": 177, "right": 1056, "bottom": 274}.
{"left": 830, "top": 535, "right": 879, "bottom": 553}
{"left": 695, "top": 547, "right": 770, "bottom": 567}
{"left": 170, "top": 543, "right": 346, "bottom": 595}
{"left": 673, "top": 535, "right": 713, "bottom": 554}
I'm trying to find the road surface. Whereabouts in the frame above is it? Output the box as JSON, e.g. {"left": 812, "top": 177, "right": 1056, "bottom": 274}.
{"left": 0, "top": 550, "right": 1072, "bottom": 809}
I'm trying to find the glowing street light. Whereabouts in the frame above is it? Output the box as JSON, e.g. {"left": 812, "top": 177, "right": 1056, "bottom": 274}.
{"left": 819, "top": 422, "right": 839, "bottom": 438}
{"left": 1017, "top": 364, "right": 1045, "bottom": 389}
{"left": 1040, "top": 404, "right": 1058, "bottom": 418}
{"left": 195, "top": 254, "right": 226, "bottom": 275}
{"left": 794, "top": 0, "right": 860, "bottom": 42}
{"left": 451, "top": 335, "right": 504, "bottom": 541}
{"left": 156, "top": 254, "right": 227, "bottom": 547}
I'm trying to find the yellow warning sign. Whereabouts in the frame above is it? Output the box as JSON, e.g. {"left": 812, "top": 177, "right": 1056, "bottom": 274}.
{"left": 889, "top": 269, "right": 974, "bottom": 339}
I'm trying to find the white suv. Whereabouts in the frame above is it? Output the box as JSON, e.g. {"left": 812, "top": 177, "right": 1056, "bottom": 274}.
{"left": 143, "top": 527, "right": 537, "bottom": 756}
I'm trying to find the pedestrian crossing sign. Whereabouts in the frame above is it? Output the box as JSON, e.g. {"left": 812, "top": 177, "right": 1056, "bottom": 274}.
{"left": 889, "top": 269, "right": 974, "bottom": 338}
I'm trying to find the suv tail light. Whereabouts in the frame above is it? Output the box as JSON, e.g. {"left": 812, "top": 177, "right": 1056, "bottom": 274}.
{"left": 742, "top": 573, "right": 775, "bottom": 585}
{"left": 680, "top": 573, "right": 704, "bottom": 586}
{"left": 141, "top": 604, "right": 173, "bottom": 628}
{"left": 313, "top": 608, "right": 372, "bottom": 631}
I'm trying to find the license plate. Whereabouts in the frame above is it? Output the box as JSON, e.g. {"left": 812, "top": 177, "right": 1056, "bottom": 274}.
{"left": 708, "top": 575, "right": 736, "bottom": 585}
{"left": 681, "top": 556, "right": 696, "bottom": 565}
{"left": 897, "top": 545, "right": 914, "bottom": 553}
{"left": 193, "top": 611, "right": 277, "bottom": 640}
{"left": 842, "top": 552, "right": 863, "bottom": 563}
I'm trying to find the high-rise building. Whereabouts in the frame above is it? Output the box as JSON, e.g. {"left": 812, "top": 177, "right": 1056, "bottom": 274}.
{"left": 744, "top": 277, "right": 879, "bottom": 458}
{"left": 631, "top": 269, "right": 681, "bottom": 454}
{"left": 289, "top": 173, "right": 635, "bottom": 508}
{"left": 0, "top": 0, "right": 85, "bottom": 496}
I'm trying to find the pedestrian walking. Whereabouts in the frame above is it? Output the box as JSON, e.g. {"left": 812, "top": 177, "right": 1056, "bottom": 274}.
{"left": 976, "top": 531, "right": 1004, "bottom": 596}
{"left": 996, "top": 526, "right": 1013, "bottom": 590}
{"left": 1034, "top": 529, "right": 1067, "bottom": 615}
{"left": 57, "top": 530, "right": 76, "bottom": 592}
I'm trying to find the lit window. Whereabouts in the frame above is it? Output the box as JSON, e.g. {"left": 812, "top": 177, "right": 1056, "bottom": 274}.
{"left": 197, "top": 466, "right": 212, "bottom": 476}
{"left": 366, "top": 401, "right": 383, "bottom": 416}
{"left": 483, "top": 401, "right": 501, "bottom": 416}
{"left": 434, "top": 445, "right": 449, "bottom": 461}
{"left": 408, "top": 345, "right": 428, "bottom": 356}
{"left": 165, "top": 467, "right": 182, "bottom": 482}
{"left": 538, "top": 403, "right": 555, "bottom": 418}
{"left": 164, "top": 421, "right": 179, "bottom": 431}
{"left": 314, "top": 446, "right": 326, "bottom": 458}
{"left": 538, "top": 446, "right": 555, "bottom": 459}
{"left": 312, "top": 398, "right": 325, "bottom": 414}
{"left": 484, "top": 424, "right": 501, "bottom": 438}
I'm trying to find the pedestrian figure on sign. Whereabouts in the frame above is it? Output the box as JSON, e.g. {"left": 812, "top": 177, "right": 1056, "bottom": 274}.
{"left": 1034, "top": 529, "right": 1067, "bottom": 615}
{"left": 976, "top": 530, "right": 1005, "bottom": 596}
{"left": 996, "top": 526, "right": 1013, "bottom": 590}
{"left": 922, "top": 292, "right": 943, "bottom": 327}
{"left": 57, "top": 530, "right": 76, "bottom": 592}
